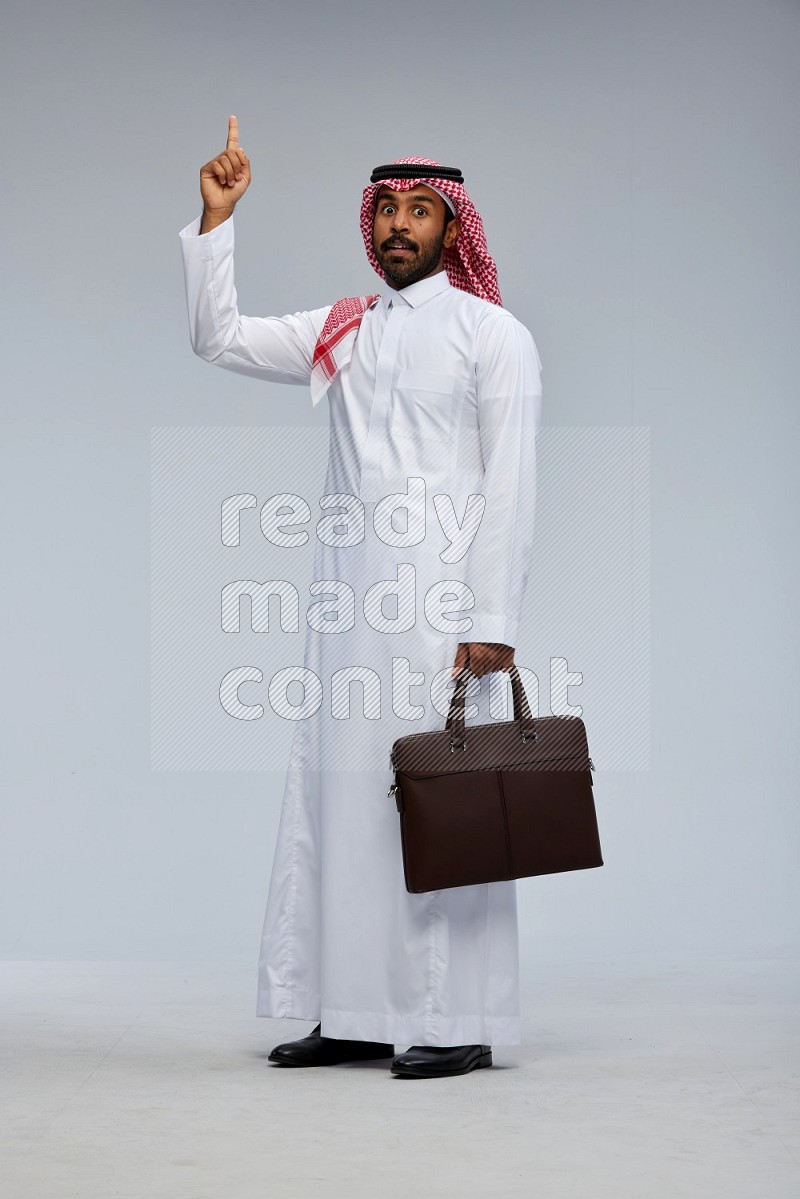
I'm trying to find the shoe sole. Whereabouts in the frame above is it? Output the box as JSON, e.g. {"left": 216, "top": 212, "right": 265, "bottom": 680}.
{"left": 391, "top": 1051, "right": 493, "bottom": 1078}
{"left": 268, "top": 1050, "right": 395, "bottom": 1067}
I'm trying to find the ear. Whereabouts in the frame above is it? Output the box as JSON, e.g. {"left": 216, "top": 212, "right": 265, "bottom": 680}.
{"left": 444, "top": 217, "right": 461, "bottom": 248}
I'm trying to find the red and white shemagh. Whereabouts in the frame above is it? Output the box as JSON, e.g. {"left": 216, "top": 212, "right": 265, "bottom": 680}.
{"left": 310, "top": 292, "right": 379, "bottom": 405}
{"left": 310, "top": 157, "right": 501, "bottom": 406}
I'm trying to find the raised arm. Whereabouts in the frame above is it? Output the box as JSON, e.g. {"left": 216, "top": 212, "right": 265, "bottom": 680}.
{"left": 178, "top": 115, "right": 331, "bottom": 385}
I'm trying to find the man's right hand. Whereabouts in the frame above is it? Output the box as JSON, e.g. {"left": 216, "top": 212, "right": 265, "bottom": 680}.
{"left": 199, "top": 115, "right": 251, "bottom": 231}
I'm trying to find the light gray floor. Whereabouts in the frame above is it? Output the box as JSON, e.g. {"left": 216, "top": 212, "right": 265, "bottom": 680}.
{"left": 2, "top": 955, "right": 798, "bottom": 1198}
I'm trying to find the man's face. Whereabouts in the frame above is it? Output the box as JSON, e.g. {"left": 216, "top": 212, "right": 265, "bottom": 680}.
{"left": 372, "top": 184, "right": 460, "bottom": 289}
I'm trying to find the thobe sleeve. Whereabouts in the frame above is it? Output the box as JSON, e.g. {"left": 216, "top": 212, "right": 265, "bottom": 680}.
{"left": 461, "top": 310, "right": 543, "bottom": 650}
{"left": 178, "top": 212, "right": 331, "bottom": 385}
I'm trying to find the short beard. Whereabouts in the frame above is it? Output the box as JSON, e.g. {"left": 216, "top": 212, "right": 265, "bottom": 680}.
{"left": 374, "top": 225, "right": 448, "bottom": 288}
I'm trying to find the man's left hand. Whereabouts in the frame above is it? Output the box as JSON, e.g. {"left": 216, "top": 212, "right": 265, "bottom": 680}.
{"left": 451, "top": 642, "right": 515, "bottom": 679}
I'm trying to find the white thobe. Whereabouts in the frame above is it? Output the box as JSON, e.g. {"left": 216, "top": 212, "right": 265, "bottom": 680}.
{"left": 178, "top": 211, "right": 543, "bottom": 1046}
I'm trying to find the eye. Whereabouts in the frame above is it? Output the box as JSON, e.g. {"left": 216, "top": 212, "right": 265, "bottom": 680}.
{"left": 412, "top": 207, "right": 428, "bottom": 217}
{"left": 381, "top": 204, "right": 396, "bottom": 214}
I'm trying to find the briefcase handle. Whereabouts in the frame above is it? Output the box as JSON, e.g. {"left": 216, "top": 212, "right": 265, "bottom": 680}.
{"left": 445, "top": 662, "right": 536, "bottom": 746}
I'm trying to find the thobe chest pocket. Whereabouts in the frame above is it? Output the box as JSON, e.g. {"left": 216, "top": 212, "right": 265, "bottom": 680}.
{"left": 391, "top": 369, "right": 458, "bottom": 443}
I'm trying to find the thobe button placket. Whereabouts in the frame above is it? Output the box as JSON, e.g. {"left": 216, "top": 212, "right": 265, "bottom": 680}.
{"left": 358, "top": 299, "right": 409, "bottom": 503}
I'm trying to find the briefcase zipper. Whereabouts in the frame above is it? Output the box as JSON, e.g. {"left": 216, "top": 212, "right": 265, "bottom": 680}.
{"left": 395, "top": 753, "right": 594, "bottom": 781}
{"left": 391, "top": 736, "right": 594, "bottom": 773}
{"left": 390, "top": 722, "right": 537, "bottom": 759}
{"left": 391, "top": 713, "right": 580, "bottom": 751}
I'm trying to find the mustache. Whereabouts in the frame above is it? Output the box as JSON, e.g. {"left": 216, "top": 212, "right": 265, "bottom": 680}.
{"left": 381, "top": 237, "right": 418, "bottom": 252}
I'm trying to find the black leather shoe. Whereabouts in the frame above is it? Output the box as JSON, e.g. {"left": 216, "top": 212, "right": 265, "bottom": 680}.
{"left": 391, "top": 1044, "right": 493, "bottom": 1078}
{"left": 268, "top": 1023, "right": 395, "bottom": 1067}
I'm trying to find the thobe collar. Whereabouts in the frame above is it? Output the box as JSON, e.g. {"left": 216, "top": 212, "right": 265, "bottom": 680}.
{"left": 379, "top": 269, "right": 452, "bottom": 311}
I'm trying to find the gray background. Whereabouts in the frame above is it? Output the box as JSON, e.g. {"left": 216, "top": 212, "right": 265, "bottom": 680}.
{"left": 1, "top": 0, "right": 797, "bottom": 974}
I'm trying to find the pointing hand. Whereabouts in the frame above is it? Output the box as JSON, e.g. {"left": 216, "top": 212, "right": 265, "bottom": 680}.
{"left": 199, "top": 114, "right": 251, "bottom": 216}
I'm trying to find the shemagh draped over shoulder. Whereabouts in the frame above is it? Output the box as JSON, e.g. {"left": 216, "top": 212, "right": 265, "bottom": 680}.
{"left": 310, "top": 156, "right": 502, "bottom": 405}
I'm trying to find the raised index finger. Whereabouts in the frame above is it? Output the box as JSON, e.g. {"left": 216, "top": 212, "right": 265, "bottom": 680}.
{"left": 226, "top": 114, "right": 239, "bottom": 150}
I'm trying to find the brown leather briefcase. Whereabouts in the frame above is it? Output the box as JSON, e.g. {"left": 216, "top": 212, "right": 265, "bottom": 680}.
{"left": 388, "top": 663, "right": 603, "bottom": 893}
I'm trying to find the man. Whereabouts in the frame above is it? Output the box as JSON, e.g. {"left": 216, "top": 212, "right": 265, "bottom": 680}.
{"left": 178, "top": 116, "right": 543, "bottom": 1079}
